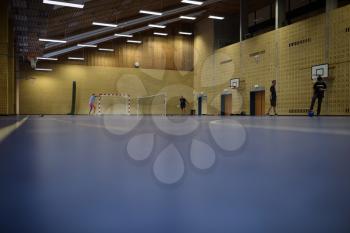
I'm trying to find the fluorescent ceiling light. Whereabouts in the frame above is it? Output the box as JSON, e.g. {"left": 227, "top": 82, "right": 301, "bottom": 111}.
{"left": 115, "top": 34, "right": 133, "bottom": 38}
{"left": 35, "top": 68, "right": 53, "bottom": 72}
{"left": 127, "top": 40, "right": 142, "bottom": 44}
{"left": 149, "top": 24, "right": 166, "bottom": 28}
{"left": 139, "top": 10, "right": 163, "bottom": 16}
{"left": 37, "top": 57, "right": 58, "bottom": 61}
{"left": 43, "top": 0, "right": 84, "bottom": 9}
{"left": 179, "top": 31, "right": 193, "bottom": 35}
{"left": 39, "top": 38, "right": 67, "bottom": 43}
{"left": 209, "top": 15, "right": 225, "bottom": 20}
{"left": 154, "top": 32, "right": 168, "bottom": 36}
{"left": 77, "top": 44, "right": 97, "bottom": 48}
{"left": 180, "top": 16, "right": 196, "bottom": 20}
{"left": 92, "top": 22, "right": 118, "bottom": 28}
{"left": 181, "top": 0, "right": 203, "bottom": 6}
{"left": 68, "top": 57, "right": 85, "bottom": 61}
{"left": 98, "top": 48, "right": 115, "bottom": 52}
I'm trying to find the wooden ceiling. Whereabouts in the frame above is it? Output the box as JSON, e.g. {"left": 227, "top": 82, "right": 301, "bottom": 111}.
{"left": 46, "top": 0, "right": 241, "bottom": 38}
{"left": 11, "top": 0, "right": 275, "bottom": 58}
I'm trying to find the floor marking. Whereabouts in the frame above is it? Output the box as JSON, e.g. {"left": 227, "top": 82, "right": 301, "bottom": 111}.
{"left": 51, "top": 118, "right": 131, "bottom": 131}
{"left": 210, "top": 121, "right": 350, "bottom": 136}
{"left": 0, "top": 117, "right": 29, "bottom": 143}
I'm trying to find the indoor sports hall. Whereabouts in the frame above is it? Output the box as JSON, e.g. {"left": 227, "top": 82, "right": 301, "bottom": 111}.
{"left": 0, "top": 1, "right": 350, "bottom": 233}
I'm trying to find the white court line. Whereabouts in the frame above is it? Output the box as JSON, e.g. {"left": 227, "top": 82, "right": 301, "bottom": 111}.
{"left": 210, "top": 121, "right": 350, "bottom": 136}
{"left": 0, "top": 117, "right": 29, "bottom": 143}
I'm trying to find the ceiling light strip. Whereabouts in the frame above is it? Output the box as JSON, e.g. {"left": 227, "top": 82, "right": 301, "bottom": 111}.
{"left": 98, "top": 48, "right": 115, "bottom": 52}
{"left": 39, "top": 38, "right": 67, "bottom": 43}
{"left": 179, "top": 32, "right": 193, "bottom": 35}
{"left": 35, "top": 68, "right": 53, "bottom": 71}
{"left": 37, "top": 57, "right": 58, "bottom": 61}
{"left": 43, "top": 11, "right": 207, "bottom": 58}
{"left": 68, "top": 57, "right": 85, "bottom": 61}
{"left": 115, "top": 34, "right": 133, "bottom": 38}
{"left": 154, "top": 32, "right": 168, "bottom": 36}
{"left": 43, "top": 0, "right": 224, "bottom": 50}
{"left": 92, "top": 22, "right": 118, "bottom": 28}
{"left": 77, "top": 44, "right": 97, "bottom": 48}
{"left": 209, "top": 15, "right": 225, "bottom": 20}
{"left": 181, "top": 0, "right": 203, "bottom": 6}
{"left": 127, "top": 40, "right": 142, "bottom": 44}
{"left": 43, "top": 0, "right": 84, "bottom": 9}
{"left": 139, "top": 10, "right": 163, "bottom": 16}
{"left": 180, "top": 16, "right": 196, "bottom": 20}
{"left": 149, "top": 24, "right": 166, "bottom": 28}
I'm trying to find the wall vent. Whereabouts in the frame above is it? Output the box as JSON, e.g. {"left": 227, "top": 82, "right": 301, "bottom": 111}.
{"left": 289, "top": 38, "right": 311, "bottom": 47}
{"left": 346, "top": 108, "right": 350, "bottom": 113}
{"left": 249, "top": 50, "right": 265, "bottom": 57}
{"left": 220, "top": 59, "right": 233, "bottom": 65}
{"left": 346, "top": 27, "right": 350, "bottom": 33}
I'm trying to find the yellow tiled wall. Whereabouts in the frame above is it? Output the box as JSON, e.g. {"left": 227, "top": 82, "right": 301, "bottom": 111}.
{"left": 0, "top": 0, "right": 15, "bottom": 115}
{"left": 19, "top": 65, "right": 194, "bottom": 115}
{"left": 0, "top": 1, "right": 9, "bottom": 115}
{"left": 194, "top": 4, "right": 350, "bottom": 115}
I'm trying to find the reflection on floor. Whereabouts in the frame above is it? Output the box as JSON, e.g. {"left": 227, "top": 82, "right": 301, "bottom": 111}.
{"left": 1, "top": 116, "right": 350, "bottom": 233}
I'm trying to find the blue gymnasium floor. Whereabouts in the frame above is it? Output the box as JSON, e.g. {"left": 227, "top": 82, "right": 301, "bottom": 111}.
{"left": 0, "top": 115, "right": 350, "bottom": 233}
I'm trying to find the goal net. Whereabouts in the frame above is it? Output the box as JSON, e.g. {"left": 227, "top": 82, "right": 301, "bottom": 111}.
{"left": 98, "top": 94, "right": 130, "bottom": 115}
{"left": 136, "top": 94, "right": 167, "bottom": 116}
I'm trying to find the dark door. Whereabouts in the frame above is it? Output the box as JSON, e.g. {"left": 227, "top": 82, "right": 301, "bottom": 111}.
{"left": 221, "top": 95, "right": 225, "bottom": 116}
{"left": 198, "top": 97, "right": 202, "bottom": 116}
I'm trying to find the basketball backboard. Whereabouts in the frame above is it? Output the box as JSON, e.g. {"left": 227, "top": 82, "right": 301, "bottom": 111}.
{"left": 230, "top": 78, "right": 240, "bottom": 89}
{"left": 312, "top": 64, "right": 329, "bottom": 81}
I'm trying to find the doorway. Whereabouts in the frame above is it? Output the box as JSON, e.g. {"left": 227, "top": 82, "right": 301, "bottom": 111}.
{"left": 221, "top": 94, "right": 232, "bottom": 116}
{"left": 250, "top": 91, "right": 265, "bottom": 116}
{"left": 198, "top": 96, "right": 208, "bottom": 116}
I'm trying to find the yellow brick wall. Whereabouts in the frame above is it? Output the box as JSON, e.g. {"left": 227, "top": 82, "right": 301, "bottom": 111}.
{"left": 278, "top": 14, "right": 326, "bottom": 115}
{"left": 19, "top": 65, "right": 194, "bottom": 115}
{"left": 194, "top": 4, "right": 350, "bottom": 116}
{"left": 328, "top": 6, "right": 350, "bottom": 115}
{"left": 0, "top": 1, "right": 9, "bottom": 115}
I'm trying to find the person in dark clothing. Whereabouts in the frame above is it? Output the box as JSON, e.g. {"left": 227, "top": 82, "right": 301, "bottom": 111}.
{"left": 267, "top": 80, "right": 278, "bottom": 115}
{"left": 179, "top": 96, "right": 189, "bottom": 113}
{"left": 309, "top": 76, "right": 327, "bottom": 116}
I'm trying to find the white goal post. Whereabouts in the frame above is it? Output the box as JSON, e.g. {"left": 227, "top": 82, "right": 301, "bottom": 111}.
{"left": 97, "top": 93, "right": 131, "bottom": 115}
{"left": 136, "top": 94, "right": 167, "bottom": 116}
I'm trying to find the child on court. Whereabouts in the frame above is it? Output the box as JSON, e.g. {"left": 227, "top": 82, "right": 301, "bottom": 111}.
{"left": 309, "top": 76, "right": 327, "bottom": 116}
{"left": 89, "top": 93, "right": 97, "bottom": 115}
{"left": 267, "top": 80, "right": 278, "bottom": 115}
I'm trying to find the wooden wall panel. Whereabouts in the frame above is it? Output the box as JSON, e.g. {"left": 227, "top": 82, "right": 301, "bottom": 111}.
{"left": 194, "top": 4, "right": 350, "bottom": 116}
{"left": 19, "top": 65, "right": 194, "bottom": 115}
{"left": 0, "top": 0, "right": 11, "bottom": 115}
{"left": 278, "top": 14, "right": 326, "bottom": 115}
{"left": 328, "top": 6, "right": 350, "bottom": 114}
{"left": 51, "top": 33, "right": 194, "bottom": 71}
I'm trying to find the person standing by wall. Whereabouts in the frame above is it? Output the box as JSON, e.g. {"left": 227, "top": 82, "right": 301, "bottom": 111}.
{"left": 267, "top": 80, "right": 278, "bottom": 116}
{"left": 309, "top": 76, "right": 327, "bottom": 116}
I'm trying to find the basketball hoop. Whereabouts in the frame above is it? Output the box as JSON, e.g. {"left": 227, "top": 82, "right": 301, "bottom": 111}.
{"left": 254, "top": 55, "right": 260, "bottom": 64}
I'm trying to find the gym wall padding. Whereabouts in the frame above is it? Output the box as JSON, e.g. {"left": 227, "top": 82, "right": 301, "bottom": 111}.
{"left": 194, "top": 4, "right": 350, "bottom": 116}
{"left": 19, "top": 65, "right": 194, "bottom": 115}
